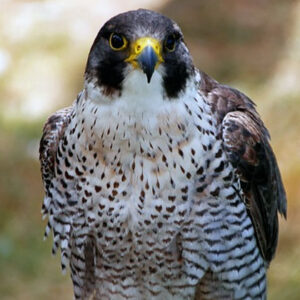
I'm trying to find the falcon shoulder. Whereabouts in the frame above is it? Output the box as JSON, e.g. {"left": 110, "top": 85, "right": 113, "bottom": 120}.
{"left": 39, "top": 106, "right": 73, "bottom": 216}
{"left": 199, "top": 71, "right": 287, "bottom": 264}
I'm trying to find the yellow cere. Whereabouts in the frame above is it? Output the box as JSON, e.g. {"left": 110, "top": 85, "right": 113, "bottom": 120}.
{"left": 125, "top": 37, "right": 164, "bottom": 69}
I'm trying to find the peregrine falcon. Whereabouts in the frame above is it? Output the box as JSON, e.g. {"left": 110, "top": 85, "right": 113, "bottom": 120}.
{"left": 40, "top": 9, "right": 286, "bottom": 300}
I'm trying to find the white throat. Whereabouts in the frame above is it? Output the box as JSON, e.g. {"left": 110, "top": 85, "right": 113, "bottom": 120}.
{"left": 84, "top": 67, "right": 168, "bottom": 114}
{"left": 120, "top": 68, "right": 165, "bottom": 112}
{"left": 80, "top": 68, "right": 201, "bottom": 146}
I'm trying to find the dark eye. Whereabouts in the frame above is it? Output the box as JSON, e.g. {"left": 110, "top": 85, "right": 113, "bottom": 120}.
{"left": 165, "top": 34, "right": 176, "bottom": 52}
{"left": 109, "top": 33, "right": 128, "bottom": 51}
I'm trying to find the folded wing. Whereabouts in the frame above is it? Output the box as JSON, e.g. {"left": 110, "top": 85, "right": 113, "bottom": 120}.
{"left": 199, "top": 71, "right": 287, "bottom": 263}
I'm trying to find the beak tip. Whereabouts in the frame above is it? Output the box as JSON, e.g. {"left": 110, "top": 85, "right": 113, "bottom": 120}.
{"left": 137, "top": 45, "right": 158, "bottom": 84}
{"left": 146, "top": 74, "right": 152, "bottom": 83}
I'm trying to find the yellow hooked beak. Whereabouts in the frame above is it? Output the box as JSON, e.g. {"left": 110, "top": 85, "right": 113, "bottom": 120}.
{"left": 125, "top": 37, "right": 164, "bottom": 83}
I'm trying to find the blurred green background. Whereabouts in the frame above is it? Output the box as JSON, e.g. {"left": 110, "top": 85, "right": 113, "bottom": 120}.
{"left": 0, "top": 0, "right": 299, "bottom": 299}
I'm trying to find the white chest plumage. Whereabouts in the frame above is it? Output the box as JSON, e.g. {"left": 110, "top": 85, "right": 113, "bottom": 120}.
{"left": 70, "top": 73, "right": 215, "bottom": 249}
{"left": 45, "top": 73, "right": 265, "bottom": 300}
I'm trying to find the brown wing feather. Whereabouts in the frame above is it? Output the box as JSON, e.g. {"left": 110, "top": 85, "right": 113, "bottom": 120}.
{"left": 39, "top": 104, "right": 98, "bottom": 295}
{"left": 39, "top": 106, "right": 73, "bottom": 215}
{"left": 199, "top": 71, "right": 287, "bottom": 264}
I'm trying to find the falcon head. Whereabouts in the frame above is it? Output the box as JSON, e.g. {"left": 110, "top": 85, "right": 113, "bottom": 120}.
{"left": 85, "top": 9, "right": 195, "bottom": 100}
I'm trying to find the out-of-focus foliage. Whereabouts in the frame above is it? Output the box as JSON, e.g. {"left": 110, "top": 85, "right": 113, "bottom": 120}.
{"left": 0, "top": 1, "right": 299, "bottom": 299}
{"left": 162, "top": 0, "right": 296, "bottom": 86}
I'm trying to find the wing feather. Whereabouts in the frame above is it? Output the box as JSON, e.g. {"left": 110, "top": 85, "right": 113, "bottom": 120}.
{"left": 39, "top": 106, "right": 73, "bottom": 216}
{"left": 199, "top": 71, "right": 287, "bottom": 263}
{"left": 39, "top": 103, "right": 97, "bottom": 295}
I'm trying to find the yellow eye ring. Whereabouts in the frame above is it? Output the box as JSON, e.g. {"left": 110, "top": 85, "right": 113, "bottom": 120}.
{"left": 109, "top": 33, "right": 128, "bottom": 51}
